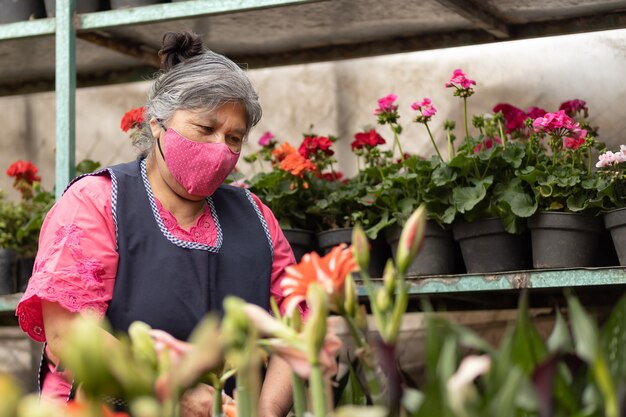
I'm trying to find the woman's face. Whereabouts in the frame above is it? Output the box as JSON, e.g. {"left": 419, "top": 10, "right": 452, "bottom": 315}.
{"left": 149, "top": 102, "right": 248, "bottom": 200}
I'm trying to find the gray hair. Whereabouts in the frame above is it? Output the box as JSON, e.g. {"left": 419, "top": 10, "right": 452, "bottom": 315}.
{"left": 133, "top": 51, "right": 262, "bottom": 156}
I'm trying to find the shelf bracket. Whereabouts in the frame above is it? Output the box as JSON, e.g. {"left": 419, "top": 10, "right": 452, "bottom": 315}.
{"left": 433, "top": 0, "right": 510, "bottom": 39}
{"left": 77, "top": 31, "right": 160, "bottom": 68}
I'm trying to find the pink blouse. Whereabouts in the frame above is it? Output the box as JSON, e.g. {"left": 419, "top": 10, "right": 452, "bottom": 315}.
{"left": 16, "top": 174, "right": 298, "bottom": 400}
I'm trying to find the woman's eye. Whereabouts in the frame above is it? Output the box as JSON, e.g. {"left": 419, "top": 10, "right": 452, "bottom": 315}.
{"left": 228, "top": 135, "right": 243, "bottom": 145}
{"left": 200, "top": 125, "right": 214, "bottom": 133}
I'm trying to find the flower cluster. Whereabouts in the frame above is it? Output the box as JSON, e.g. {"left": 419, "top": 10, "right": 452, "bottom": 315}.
{"left": 6, "top": 160, "right": 41, "bottom": 198}
{"left": 445, "top": 68, "right": 476, "bottom": 97}
{"left": 597, "top": 145, "right": 626, "bottom": 168}
{"left": 120, "top": 106, "right": 145, "bottom": 144}
{"left": 411, "top": 97, "right": 437, "bottom": 123}
{"left": 532, "top": 110, "right": 588, "bottom": 150}
{"left": 351, "top": 129, "right": 386, "bottom": 151}
{"left": 493, "top": 103, "right": 546, "bottom": 134}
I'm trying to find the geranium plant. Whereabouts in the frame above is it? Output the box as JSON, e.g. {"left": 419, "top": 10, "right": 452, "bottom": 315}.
{"left": 245, "top": 132, "right": 319, "bottom": 230}
{"left": 521, "top": 105, "right": 608, "bottom": 213}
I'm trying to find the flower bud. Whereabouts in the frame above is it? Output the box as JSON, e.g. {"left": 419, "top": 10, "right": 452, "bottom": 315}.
{"left": 303, "top": 284, "right": 328, "bottom": 363}
{"left": 343, "top": 273, "right": 357, "bottom": 317}
{"left": 396, "top": 205, "right": 427, "bottom": 276}
{"left": 130, "top": 397, "right": 161, "bottom": 417}
{"left": 382, "top": 259, "right": 396, "bottom": 295}
{"left": 375, "top": 287, "right": 391, "bottom": 312}
{"left": 351, "top": 225, "right": 370, "bottom": 273}
{"left": 129, "top": 321, "right": 157, "bottom": 369}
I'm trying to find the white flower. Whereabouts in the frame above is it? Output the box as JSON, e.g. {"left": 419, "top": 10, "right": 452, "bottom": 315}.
{"left": 447, "top": 355, "right": 491, "bottom": 417}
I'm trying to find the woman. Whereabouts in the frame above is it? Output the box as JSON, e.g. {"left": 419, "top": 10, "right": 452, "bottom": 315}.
{"left": 16, "top": 31, "right": 299, "bottom": 417}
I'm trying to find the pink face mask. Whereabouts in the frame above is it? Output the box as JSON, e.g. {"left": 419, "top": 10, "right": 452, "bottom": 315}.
{"left": 159, "top": 128, "right": 240, "bottom": 197}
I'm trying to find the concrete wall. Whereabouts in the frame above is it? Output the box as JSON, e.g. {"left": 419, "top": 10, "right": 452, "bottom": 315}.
{"left": 1, "top": 28, "right": 625, "bottom": 197}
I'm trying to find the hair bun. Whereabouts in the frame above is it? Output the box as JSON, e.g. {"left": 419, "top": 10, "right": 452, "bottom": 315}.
{"left": 159, "top": 31, "right": 204, "bottom": 71}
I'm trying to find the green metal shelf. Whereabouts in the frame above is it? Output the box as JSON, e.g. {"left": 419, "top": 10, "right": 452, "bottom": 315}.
{"left": 2, "top": 268, "right": 625, "bottom": 317}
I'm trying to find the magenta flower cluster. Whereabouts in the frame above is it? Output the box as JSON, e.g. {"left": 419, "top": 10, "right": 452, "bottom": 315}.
{"left": 411, "top": 97, "right": 437, "bottom": 123}
{"left": 532, "top": 110, "right": 588, "bottom": 150}
{"left": 374, "top": 93, "right": 399, "bottom": 115}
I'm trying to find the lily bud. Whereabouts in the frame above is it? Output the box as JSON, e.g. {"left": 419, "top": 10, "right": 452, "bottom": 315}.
{"left": 382, "top": 259, "right": 396, "bottom": 295}
{"left": 375, "top": 287, "right": 391, "bottom": 312}
{"left": 351, "top": 224, "right": 370, "bottom": 273}
{"left": 343, "top": 273, "right": 357, "bottom": 317}
{"left": 222, "top": 297, "right": 251, "bottom": 351}
{"left": 130, "top": 397, "right": 161, "bottom": 417}
{"left": 303, "top": 284, "right": 329, "bottom": 364}
{"left": 396, "top": 205, "right": 427, "bottom": 276}
{"left": 129, "top": 321, "right": 157, "bottom": 369}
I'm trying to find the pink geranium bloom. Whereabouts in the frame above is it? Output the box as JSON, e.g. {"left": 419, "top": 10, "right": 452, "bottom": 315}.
{"left": 374, "top": 93, "right": 398, "bottom": 115}
{"left": 258, "top": 131, "right": 275, "bottom": 147}
{"left": 411, "top": 97, "right": 437, "bottom": 118}
{"left": 445, "top": 69, "right": 476, "bottom": 89}
{"left": 532, "top": 110, "right": 579, "bottom": 134}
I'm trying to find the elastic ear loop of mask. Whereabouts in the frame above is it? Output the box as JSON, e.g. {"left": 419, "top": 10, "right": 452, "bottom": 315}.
{"left": 156, "top": 120, "right": 166, "bottom": 161}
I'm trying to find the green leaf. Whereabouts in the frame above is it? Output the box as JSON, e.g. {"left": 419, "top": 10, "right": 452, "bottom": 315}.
{"left": 517, "top": 166, "right": 538, "bottom": 184}
{"left": 336, "top": 362, "right": 368, "bottom": 407}
{"left": 502, "top": 145, "right": 526, "bottom": 169}
{"left": 547, "top": 309, "right": 573, "bottom": 353}
{"left": 453, "top": 184, "right": 487, "bottom": 213}
{"left": 495, "top": 178, "right": 538, "bottom": 218}
{"left": 600, "top": 292, "right": 626, "bottom": 383}
{"left": 566, "top": 193, "right": 589, "bottom": 212}
{"left": 511, "top": 292, "right": 548, "bottom": 374}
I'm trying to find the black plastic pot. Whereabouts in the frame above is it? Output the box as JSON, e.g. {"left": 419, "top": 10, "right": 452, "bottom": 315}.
{"left": 109, "top": 0, "right": 166, "bottom": 9}
{"left": 452, "top": 218, "right": 531, "bottom": 273}
{"left": 604, "top": 208, "right": 626, "bottom": 266}
{"left": 17, "top": 257, "right": 35, "bottom": 292}
{"left": 0, "top": 249, "right": 17, "bottom": 295}
{"left": 282, "top": 228, "right": 318, "bottom": 262}
{"left": 386, "top": 220, "right": 457, "bottom": 276}
{"left": 317, "top": 228, "right": 391, "bottom": 278}
{"left": 44, "top": 0, "right": 102, "bottom": 16}
{"left": 0, "top": 0, "right": 45, "bottom": 23}
{"left": 528, "top": 211, "right": 604, "bottom": 269}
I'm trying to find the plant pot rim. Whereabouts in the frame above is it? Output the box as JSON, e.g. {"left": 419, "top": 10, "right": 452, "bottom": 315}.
{"left": 316, "top": 227, "right": 353, "bottom": 237}
{"left": 528, "top": 211, "right": 604, "bottom": 233}
{"left": 452, "top": 217, "right": 511, "bottom": 240}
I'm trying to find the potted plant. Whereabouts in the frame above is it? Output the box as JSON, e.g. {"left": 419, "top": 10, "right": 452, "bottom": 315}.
{"left": 523, "top": 100, "right": 609, "bottom": 268}
{"left": 596, "top": 145, "right": 626, "bottom": 265}
{"left": 418, "top": 70, "right": 537, "bottom": 273}
{"left": 4, "top": 160, "right": 55, "bottom": 292}
{"left": 245, "top": 133, "right": 320, "bottom": 261}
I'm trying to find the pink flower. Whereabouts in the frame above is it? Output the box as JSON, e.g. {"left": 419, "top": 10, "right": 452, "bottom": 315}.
{"left": 411, "top": 97, "right": 437, "bottom": 120}
{"left": 374, "top": 93, "right": 398, "bottom": 115}
{"left": 258, "top": 131, "right": 275, "bottom": 147}
{"left": 597, "top": 150, "right": 626, "bottom": 167}
{"left": 473, "top": 136, "right": 502, "bottom": 154}
{"left": 445, "top": 69, "right": 476, "bottom": 89}
{"left": 559, "top": 99, "right": 588, "bottom": 117}
{"left": 532, "top": 110, "right": 579, "bottom": 134}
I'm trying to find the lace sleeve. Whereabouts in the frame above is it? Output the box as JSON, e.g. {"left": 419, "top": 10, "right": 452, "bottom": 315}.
{"left": 16, "top": 175, "right": 118, "bottom": 342}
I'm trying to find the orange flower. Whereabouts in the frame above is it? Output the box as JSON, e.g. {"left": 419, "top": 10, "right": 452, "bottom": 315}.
{"left": 279, "top": 152, "right": 317, "bottom": 178}
{"left": 65, "top": 401, "right": 130, "bottom": 417}
{"left": 223, "top": 403, "right": 237, "bottom": 417}
{"left": 280, "top": 244, "right": 357, "bottom": 316}
{"left": 272, "top": 142, "right": 297, "bottom": 162}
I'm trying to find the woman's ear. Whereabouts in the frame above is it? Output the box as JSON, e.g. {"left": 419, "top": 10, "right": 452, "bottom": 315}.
{"left": 149, "top": 117, "right": 162, "bottom": 139}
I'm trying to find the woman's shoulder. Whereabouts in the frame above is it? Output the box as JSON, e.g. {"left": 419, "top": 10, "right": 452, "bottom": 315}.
{"left": 63, "top": 173, "right": 112, "bottom": 203}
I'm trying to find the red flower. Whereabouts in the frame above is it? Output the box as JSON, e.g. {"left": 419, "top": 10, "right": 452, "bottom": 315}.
{"left": 298, "top": 136, "right": 334, "bottom": 159}
{"left": 320, "top": 172, "right": 344, "bottom": 182}
{"left": 473, "top": 136, "right": 502, "bottom": 154}
{"left": 526, "top": 106, "right": 547, "bottom": 119}
{"left": 6, "top": 160, "right": 41, "bottom": 184}
{"left": 559, "top": 99, "right": 588, "bottom": 118}
{"left": 351, "top": 129, "right": 386, "bottom": 151}
{"left": 493, "top": 103, "right": 528, "bottom": 133}
{"left": 120, "top": 106, "right": 145, "bottom": 132}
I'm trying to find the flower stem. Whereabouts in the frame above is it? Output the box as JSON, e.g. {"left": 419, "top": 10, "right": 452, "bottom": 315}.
{"left": 463, "top": 97, "right": 472, "bottom": 149}
{"left": 345, "top": 315, "right": 383, "bottom": 404}
{"left": 424, "top": 122, "right": 443, "bottom": 161}
{"left": 393, "top": 125, "right": 404, "bottom": 159}
{"left": 292, "top": 373, "right": 307, "bottom": 417}
{"left": 213, "top": 386, "right": 223, "bottom": 417}
{"left": 588, "top": 147, "right": 592, "bottom": 175}
{"left": 309, "top": 363, "right": 327, "bottom": 417}
{"left": 498, "top": 119, "right": 506, "bottom": 150}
